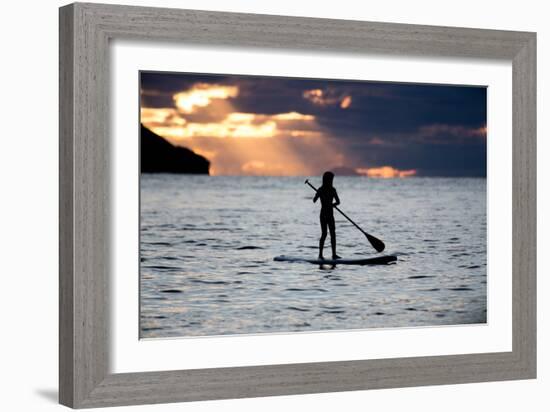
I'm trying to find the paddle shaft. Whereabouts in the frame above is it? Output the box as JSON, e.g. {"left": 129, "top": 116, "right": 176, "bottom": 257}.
{"left": 305, "top": 179, "right": 385, "bottom": 252}
{"left": 305, "top": 180, "right": 366, "bottom": 234}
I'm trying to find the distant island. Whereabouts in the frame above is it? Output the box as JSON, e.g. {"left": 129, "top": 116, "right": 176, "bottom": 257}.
{"left": 141, "top": 124, "right": 210, "bottom": 174}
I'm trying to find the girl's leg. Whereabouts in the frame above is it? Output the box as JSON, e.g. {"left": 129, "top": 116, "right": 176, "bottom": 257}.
{"left": 319, "top": 214, "right": 328, "bottom": 259}
{"left": 328, "top": 217, "right": 339, "bottom": 259}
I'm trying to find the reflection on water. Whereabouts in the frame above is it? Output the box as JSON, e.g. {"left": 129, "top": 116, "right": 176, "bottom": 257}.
{"left": 140, "top": 175, "right": 487, "bottom": 338}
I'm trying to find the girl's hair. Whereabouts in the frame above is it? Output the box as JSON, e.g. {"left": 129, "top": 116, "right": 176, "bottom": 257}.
{"left": 322, "top": 171, "right": 335, "bottom": 187}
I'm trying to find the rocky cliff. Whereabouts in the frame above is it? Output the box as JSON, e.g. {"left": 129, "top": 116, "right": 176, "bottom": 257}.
{"left": 141, "top": 125, "right": 209, "bottom": 174}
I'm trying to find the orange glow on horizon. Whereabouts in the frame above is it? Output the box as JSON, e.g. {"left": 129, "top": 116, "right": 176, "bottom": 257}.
{"left": 356, "top": 166, "right": 417, "bottom": 178}
{"left": 185, "top": 135, "right": 329, "bottom": 176}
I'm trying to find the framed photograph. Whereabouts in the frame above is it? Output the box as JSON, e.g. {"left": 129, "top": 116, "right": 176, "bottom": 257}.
{"left": 59, "top": 2, "right": 536, "bottom": 408}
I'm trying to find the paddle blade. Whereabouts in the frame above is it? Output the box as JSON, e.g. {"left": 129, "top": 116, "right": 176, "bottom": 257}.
{"left": 365, "top": 233, "right": 385, "bottom": 253}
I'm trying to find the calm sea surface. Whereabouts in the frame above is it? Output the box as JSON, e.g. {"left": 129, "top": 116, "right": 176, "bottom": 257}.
{"left": 140, "top": 175, "right": 487, "bottom": 338}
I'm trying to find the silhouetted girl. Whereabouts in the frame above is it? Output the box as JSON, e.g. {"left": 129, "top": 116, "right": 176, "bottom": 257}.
{"left": 313, "top": 171, "right": 341, "bottom": 260}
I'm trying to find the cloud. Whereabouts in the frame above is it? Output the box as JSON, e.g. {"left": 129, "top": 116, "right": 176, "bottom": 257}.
{"left": 350, "top": 123, "right": 487, "bottom": 151}
{"left": 141, "top": 108, "right": 319, "bottom": 140}
{"left": 140, "top": 107, "right": 186, "bottom": 127}
{"left": 142, "top": 82, "right": 321, "bottom": 142}
{"left": 418, "top": 124, "right": 487, "bottom": 141}
{"left": 173, "top": 83, "right": 239, "bottom": 114}
{"left": 340, "top": 95, "right": 352, "bottom": 109}
{"left": 368, "top": 137, "right": 386, "bottom": 146}
{"left": 303, "top": 88, "right": 352, "bottom": 109}
{"left": 355, "top": 166, "right": 417, "bottom": 178}
{"left": 140, "top": 88, "right": 170, "bottom": 97}
{"left": 271, "top": 112, "right": 315, "bottom": 121}
{"left": 288, "top": 130, "right": 323, "bottom": 138}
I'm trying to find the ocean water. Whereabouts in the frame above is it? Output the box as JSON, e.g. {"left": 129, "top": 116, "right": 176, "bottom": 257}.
{"left": 140, "top": 175, "right": 487, "bottom": 338}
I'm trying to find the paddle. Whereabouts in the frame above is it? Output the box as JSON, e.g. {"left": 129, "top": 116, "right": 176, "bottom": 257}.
{"left": 305, "top": 179, "right": 386, "bottom": 253}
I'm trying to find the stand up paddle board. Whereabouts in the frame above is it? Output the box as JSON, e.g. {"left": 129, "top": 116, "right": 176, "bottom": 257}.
{"left": 273, "top": 255, "right": 397, "bottom": 265}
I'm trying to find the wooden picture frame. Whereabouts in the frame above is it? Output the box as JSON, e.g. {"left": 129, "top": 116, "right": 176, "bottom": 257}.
{"left": 59, "top": 2, "right": 536, "bottom": 408}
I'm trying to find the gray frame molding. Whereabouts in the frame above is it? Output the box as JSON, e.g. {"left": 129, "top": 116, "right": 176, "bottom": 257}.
{"left": 59, "top": 2, "right": 536, "bottom": 408}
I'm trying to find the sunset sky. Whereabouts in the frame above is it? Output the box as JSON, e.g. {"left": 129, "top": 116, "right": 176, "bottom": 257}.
{"left": 140, "top": 72, "right": 487, "bottom": 177}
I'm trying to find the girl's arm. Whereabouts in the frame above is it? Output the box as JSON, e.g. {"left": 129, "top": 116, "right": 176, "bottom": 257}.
{"left": 313, "top": 191, "right": 320, "bottom": 203}
{"left": 333, "top": 189, "right": 340, "bottom": 207}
